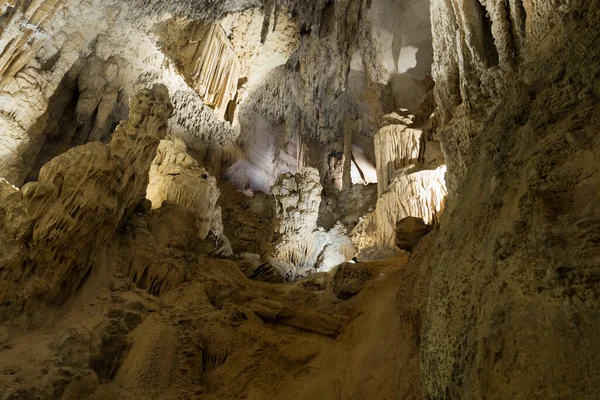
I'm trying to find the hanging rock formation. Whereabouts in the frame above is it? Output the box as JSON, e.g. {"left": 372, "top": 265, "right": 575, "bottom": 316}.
{"left": 352, "top": 108, "right": 447, "bottom": 258}
{"left": 374, "top": 110, "right": 422, "bottom": 197}
{"left": 160, "top": 20, "right": 241, "bottom": 120}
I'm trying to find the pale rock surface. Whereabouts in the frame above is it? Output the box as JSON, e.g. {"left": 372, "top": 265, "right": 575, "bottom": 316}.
{"left": 352, "top": 165, "right": 447, "bottom": 258}
{"left": 374, "top": 115, "right": 422, "bottom": 197}
{"left": 158, "top": 19, "right": 241, "bottom": 119}
{"left": 271, "top": 167, "right": 354, "bottom": 279}
{"left": 147, "top": 137, "right": 228, "bottom": 250}
{"left": 352, "top": 105, "right": 447, "bottom": 258}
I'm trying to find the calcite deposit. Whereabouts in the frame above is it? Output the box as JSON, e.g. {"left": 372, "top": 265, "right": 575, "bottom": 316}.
{"left": 0, "top": 0, "right": 599, "bottom": 399}
{"left": 0, "top": 84, "right": 173, "bottom": 318}
{"left": 271, "top": 168, "right": 355, "bottom": 279}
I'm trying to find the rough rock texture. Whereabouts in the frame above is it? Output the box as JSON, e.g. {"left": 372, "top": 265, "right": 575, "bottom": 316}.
{"left": 351, "top": 108, "right": 447, "bottom": 258}
{"left": 332, "top": 262, "right": 373, "bottom": 300}
{"left": 352, "top": 165, "right": 446, "bottom": 258}
{"left": 219, "top": 183, "right": 275, "bottom": 255}
{"left": 374, "top": 111, "right": 422, "bottom": 197}
{"left": 0, "top": 0, "right": 418, "bottom": 202}
{"left": 1, "top": 0, "right": 599, "bottom": 398}
{"left": 318, "top": 183, "right": 378, "bottom": 231}
{"left": 0, "top": 246, "right": 424, "bottom": 399}
{"left": 418, "top": 0, "right": 600, "bottom": 398}
{"left": 147, "top": 136, "right": 231, "bottom": 257}
{"left": 0, "top": 0, "right": 233, "bottom": 185}
{"left": 270, "top": 168, "right": 355, "bottom": 279}
{"left": 0, "top": 84, "right": 173, "bottom": 320}
{"left": 395, "top": 216, "right": 432, "bottom": 252}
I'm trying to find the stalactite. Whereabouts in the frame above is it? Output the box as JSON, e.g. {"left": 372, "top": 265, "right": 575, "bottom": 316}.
{"left": 342, "top": 119, "right": 353, "bottom": 190}
{"left": 374, "top": 120, "right": 422, "bottom": 197}
{"left": 176, "top": 21, "right": 241, "bottom": 119}
{"left": 261, "top": 0, "right": 274, "bottom": 44}
{"left": 351, "top": 165, "right": 447, "bottom": 257}
{"left": 0, "top": 0, "right": 64, "bottom": 88}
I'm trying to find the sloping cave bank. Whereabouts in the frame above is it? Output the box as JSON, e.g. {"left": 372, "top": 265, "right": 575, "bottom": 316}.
{"left": 0, "top": 0, "right": 599, "bottom": 399}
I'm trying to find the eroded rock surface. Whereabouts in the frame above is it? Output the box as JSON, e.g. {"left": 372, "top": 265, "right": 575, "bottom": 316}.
{"left": 418, "top": 0, "right": 600, "bottom": 398}
{"left": 0, "top": 0, "right": 599, "bottom": 399}
{"left": 0, "top": 84, "right": 173, "bottom": 318}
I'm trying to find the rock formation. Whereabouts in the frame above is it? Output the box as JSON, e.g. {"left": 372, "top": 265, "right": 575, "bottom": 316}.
{"left": 147, "top": 136, "right": 231, "bottom": 257}
{"left": 417, "top": 0, "right": 600, "bottom": 398}
{"left": 270, "top": 167, "right": 355, "bottom": 280}
{"left": 0, "top": 84, "right": 173, "bottom": 319}
{"left": 0, "top": 0, "right": 599, "bottom": 398}
{"left": 352, "top": 108, "right": 447, "bottom": 258}
{"left": 159, "top": 20, "right": 241, "bottom": 120}
{"left": 374, "top": 111, "right": 422, "bottom": 197}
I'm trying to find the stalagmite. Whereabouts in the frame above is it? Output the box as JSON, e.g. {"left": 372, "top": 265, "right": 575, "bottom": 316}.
{"left": 271, "top": 167, "right": 354, "bottom": 279}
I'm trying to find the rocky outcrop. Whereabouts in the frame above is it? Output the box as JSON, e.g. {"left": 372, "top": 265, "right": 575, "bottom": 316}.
{"left": 147, "top": 137, "right": 229, "bottom": 251}
{"left": 0, "top": 84, "right": 173, "bottom": 320}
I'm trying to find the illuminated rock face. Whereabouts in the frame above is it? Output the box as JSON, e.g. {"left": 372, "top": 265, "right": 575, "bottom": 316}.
{"left": 147, "top": 136, "right": 232, "bottom": 257}
{"left": 352, "top": 106, "right": 447, "bottom": 258}
{"left": 271, "top": 168, "right": 354, "bottom": 280}
{"left": 352, "top": 165, "right": 446, "bottom": 258}
{"left": 374, "top": 114, "right": 422, "bottom": 197}
{"left": 0, "top": 85, "right": 173, "bottom": 319}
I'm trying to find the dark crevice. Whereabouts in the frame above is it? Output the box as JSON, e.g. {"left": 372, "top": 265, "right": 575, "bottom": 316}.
{"left": 319, "top": 0, "right": 335, "bottom": 38}
{"left": 476, "top": 0, "right": 500, "bottom": 67}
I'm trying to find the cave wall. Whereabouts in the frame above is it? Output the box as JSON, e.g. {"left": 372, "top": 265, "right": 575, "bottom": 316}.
{"left": 418, "top": 0, "right": 600, "bottom": 397}
{"left": 0, "top": 0, "right": 423, "bottom": 199}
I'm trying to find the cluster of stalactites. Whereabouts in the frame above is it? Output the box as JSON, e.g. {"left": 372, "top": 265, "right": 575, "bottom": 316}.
{"left": 0, "top": 0, "right": 65, "bottom": 90}
{"left": 177, "top": 21, "right": 241, "bottom": 119}
{"left": 351, "top": 110, "right": 447, "bottom": 258}
{"left": 374, "top": 114, "right": 422, "bottom": 197}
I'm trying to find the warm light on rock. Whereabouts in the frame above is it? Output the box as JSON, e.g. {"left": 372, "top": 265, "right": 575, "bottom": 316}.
{"left": 0, "top": 0, "right": 598, "bottom": 398}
